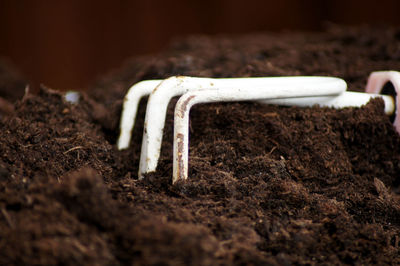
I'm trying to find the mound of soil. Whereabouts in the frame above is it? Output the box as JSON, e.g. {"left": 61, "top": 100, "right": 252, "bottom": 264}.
{"left": 1, "top": 25, "right": 400, "bottom": 265}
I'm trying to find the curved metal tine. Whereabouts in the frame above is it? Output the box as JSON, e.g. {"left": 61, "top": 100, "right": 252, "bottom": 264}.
{"left": 118, "top": 79, "right": 162, "bottom": 150}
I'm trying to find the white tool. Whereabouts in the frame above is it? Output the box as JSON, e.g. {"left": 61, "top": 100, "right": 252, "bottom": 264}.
{"left": 117, "top": 71, "right": 399, "bottom": 183}
{"left": 118, "top": 79, "right": 162, "bottom": 150}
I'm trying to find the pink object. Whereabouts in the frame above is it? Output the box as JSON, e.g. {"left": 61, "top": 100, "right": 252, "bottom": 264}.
{"left": 365, "top": 71, "right": 400, "bottom": 133}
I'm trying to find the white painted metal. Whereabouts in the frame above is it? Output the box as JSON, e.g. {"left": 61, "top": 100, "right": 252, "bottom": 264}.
{"left": 117, "top": 79, "right": 162, "bottom": 150}
{"left": 259, "top": 91, "right": 394, "bottom": 115}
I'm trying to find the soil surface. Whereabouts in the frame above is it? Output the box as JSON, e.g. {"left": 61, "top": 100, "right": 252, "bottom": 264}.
{"left": 2, "top": 25, "right": 400, "bottom": 265}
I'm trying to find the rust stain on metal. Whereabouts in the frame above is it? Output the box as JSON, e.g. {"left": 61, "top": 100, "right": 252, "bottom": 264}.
{"left": 176, "top": 133, "right": 185, "bottom": 181}
{"left": 178, "top": 95, "right": 196, "bottom": 118}
{"left": 151, "top": 84, "right": 161, "bottom": 94}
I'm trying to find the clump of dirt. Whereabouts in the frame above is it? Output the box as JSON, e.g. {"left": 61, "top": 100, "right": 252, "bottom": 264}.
{"left": 2, "top": 25, "right": 400, "bottom": 265}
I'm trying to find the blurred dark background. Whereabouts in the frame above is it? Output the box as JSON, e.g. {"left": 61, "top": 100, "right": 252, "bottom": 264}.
{"left": 0, "top": 0, "right": 399, "bottom": 90}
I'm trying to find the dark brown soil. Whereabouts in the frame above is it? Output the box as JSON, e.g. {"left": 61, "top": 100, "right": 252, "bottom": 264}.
{"left": 2, "top": 25, "right": 400, "bottom": 265}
